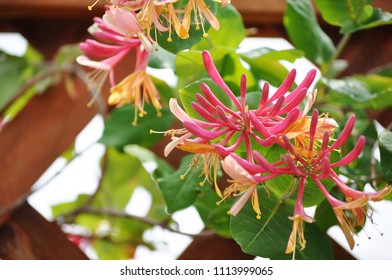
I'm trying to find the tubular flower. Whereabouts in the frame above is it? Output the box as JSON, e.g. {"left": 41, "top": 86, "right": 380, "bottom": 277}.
{"left": 281, "top": 110, "right": 392, "bottom": 251}
{"left": 220, "top": 155, "right": 262, "bottom": 219}
{"left": 77, "top": 6, "right": 143, "bottom": 104}
{"left": 108, "top": 47, "right": 162, "bottom": 125}
{"left": 219, "top": 151, "right": 289, "bottom": 219}
{"left": 285, "top": 178, "right": 313, "bottom": 256}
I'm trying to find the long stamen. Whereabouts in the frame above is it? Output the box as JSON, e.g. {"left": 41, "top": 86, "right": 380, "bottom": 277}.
{"left": 88, "top": 0, "right": 100, "bottom": 10}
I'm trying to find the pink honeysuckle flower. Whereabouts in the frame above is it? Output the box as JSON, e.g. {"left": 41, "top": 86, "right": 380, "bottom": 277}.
{"left": 280, "top": 110, "right": 392, "bottom": 251}
{"left": 220, "top": 155, "right": 262, "bottom": 219}
{"left": 161, "top": 50, "right": 319, "bottom": 197}
{"left": 102, "top": 5, "right": 154, "bottom": 52}
{"left": 77, "top": 7, "right": 144, "bottom": 102}
{"left": 108, "top": 47, "right": 162, "bottom": 124}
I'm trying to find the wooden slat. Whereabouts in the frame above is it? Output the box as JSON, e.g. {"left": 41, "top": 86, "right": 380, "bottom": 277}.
{"left": 178, "top": 233, "right": 254, "bottom": 260}
{"left": 0, "top": 75, "right": 101, "bottom": 221}
{"left": 0, "top": 202, "right": 88, "bottom": 259}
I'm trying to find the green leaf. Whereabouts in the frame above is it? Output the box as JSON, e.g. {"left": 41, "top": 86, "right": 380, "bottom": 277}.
{"left": 323, "top": 75, "right": 392, "bottom": 109}
{"left": 240, "top": 48, "right": 304, "bottom": 87}
{"left": 92, "top": 239, "right": 137, "bottom": 260}
{"left": 148, "top": 46, "right": 176, "bottom": 69}
{"left": 379, "top": 130, "right": 392, "bottom": 180}
{"left": 99, "top": 105, "right": 174, "bottom": 150}
{"left": 230, "top": 188, "right": 333, "bottom": 259}
{"left": 53, "top": 44, "right": 83, "bottom": 67}
{"left": 95, "top": 148, "right": 155, "bottom": 210}
{"left": 0, "top": 51, "right": 29, "bottom": 111}
{"left": 192, "top": 4, "right": 245, "bottom": 50}
{"left": 220, "top": 51, "right": 258, "bottom": 93}
{"left": 179, "top": 78, "right": 234, "bottom": 120}
{"left": 315, "top": 0, "right": 372, "bottom": 27}
{"left": 314, "top": 190, "right": 339, "bottom": 232}
{"left": 156, "top": 0, "right": 217, "bottom": 54}
{"left": 284, "top": 0, "right": 336, "bottom": 66}
{"left": 124, "top": 144, "right": 174, "bottom": 179}
{"left": 341, "top": 7, "right": 392, "bottom": 33}
{"left": 315, "top": 0, "right": 392, "bottom": 33}
{"left": 157, "top": 154, "right": 210, "bottom": 213}
{"left": 195, "top": 191, "right": 233, "bottom": 238}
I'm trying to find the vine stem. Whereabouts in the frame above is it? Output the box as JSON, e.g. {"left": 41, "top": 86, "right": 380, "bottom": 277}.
{"left": 60, "top": 206, "right": 214, "bottom": 238}
{"left": 325, "top": 33, "right": 352, "bottom": 79}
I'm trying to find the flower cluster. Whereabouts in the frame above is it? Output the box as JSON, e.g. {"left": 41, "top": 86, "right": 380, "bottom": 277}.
{"left": 163, "top": 50, "right": 391, "bottom": 255}
{"left": 78, "top": 0, "right": 229, "bottom": 124}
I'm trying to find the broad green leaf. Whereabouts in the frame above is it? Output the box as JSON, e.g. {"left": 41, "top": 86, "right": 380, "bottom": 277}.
{"left": 124, "top": 144, "right": 174, "bottom": 179}
{"left": 240, "top": 48, "right": 304, "bottom": 63}
{"left": 195, "top": 191, "right": 233, "bottom": 238}
{"left": 179, "top": 78, "right": 234, "bottom": 120}
{"left": 157, "top": 155, "right": 211, "bottom": 213}
{"left": 220, "top": 51, "right": 258, "bottom": 93}
{"left": 341, "top": 7, "right": 392, "bottom": 33}
{"left": 0, "top": 51, "right": 29, "bottom": 111}
{"left": 240, "top": 48, "right": 304, "bottom": 87}
{"left": 156, "top": 0, "right": 217, "bottom": 54}
{"left": 192, "top": 3, "right": 245, "bottom": 50}
{"left": 323, "top": 75, "right": 392, "bottom": 110}
{"left": 379, "top": 130, "right": 392, "bottom": 180}
{"left": 315, "top": 0, "right": 372, "bottom": 27}
{"left": 99, "top": 105, "right": 174, "bottom": 150}
{"left": 150, "top": 74, "right": 176, "bottom": 103}
{"left": 175, "top": 47, "right": 228, "bottom": 88}
{"left": 314, "top": 189, "right": 341, "bottom": 232}
{"left": 284, "top": 0, "right": 336, "bottom": 66}
{"left": 315, "top": 0, "right": 392, "bottom": 33}
{"left": 95, "top": 148, "right": 155, "bottom": 210}
{"left": 230, "top": 188, "right": 333, "bottom": 259}
{"left": 148, "top": 46, "right": 176, "bottom": 69}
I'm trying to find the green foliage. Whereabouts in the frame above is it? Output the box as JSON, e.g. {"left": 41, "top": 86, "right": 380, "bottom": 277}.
{"left": 192, "top": 3, "right": 245, "bottom": 50}
{"left": 157, "top": 155, "right": 211, "bottom": 213}
{"left": 230, "top": 188, "right": 334, "bottom": 259}
{"left": 179, "top": 78, "right": 234, "bottom": 119}
{"left": 195, "top": 191, "right": 233, "bottom": 238}
{"left": 379, "top": 130, "right": 392, "bottom": 181}
{"left": 100, "top": 104, "right": 174, "bottom": 150}
{"left": 155, "top": 0, "right": 217, "bottom": 54}
{"left": 284, "top": 0, "right": 336, "bottom": 66}
{"left": 323, "top": 74, "right": 392, "bottom": 110}
{"left": 239, "top": 48, "right": 304, "bottom": 87}
{"left": 315, "top": 0, "right": 392, "bottom": 34}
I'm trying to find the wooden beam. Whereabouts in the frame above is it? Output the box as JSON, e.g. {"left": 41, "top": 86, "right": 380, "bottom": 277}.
{"left": 0, "top": 74, "right": 102, "bottom": 222}
{"left": 178, "top": 234, "right": 254, "bottom": 260}
{"left": 0, "top": 202, "right": 88, "bottom": 259}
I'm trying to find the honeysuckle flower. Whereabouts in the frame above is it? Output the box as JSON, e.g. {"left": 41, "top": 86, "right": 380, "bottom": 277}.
{"left": 77, "top": 6, "right": 144, "bottom": 103}
{"left": 102, "top": 5, "right": 154, "bottom": 52}
{"left": 220, "top": 155, "right": 262, "bottom": 219}
{"left": 285, "top": 178, "right": 313, "bottom": 256}
{"left": 108, "top": 47, "right": 162, "bottom": 125}
{"left": 182, "top": 0, "right": 220, "bottom": 38}
{"left": 280, "top": 110, "right": 391, "bottom": 251}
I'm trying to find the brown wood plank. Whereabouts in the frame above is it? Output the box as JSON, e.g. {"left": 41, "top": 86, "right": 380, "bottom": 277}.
{"left": 0, "top": 74, "right": 102, "bottom": 221}
{"left": 0, "top": 202, "right": 88, "bottom": 259}
{"left": 178, "top": 234, "right": 254, "bottom": 260}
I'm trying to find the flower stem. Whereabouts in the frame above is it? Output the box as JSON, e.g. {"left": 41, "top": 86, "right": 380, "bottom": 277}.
{"left": 325, "top": 33, "right": 352, "bottom": 79}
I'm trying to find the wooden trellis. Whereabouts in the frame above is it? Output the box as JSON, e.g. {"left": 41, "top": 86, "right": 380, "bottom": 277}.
{"left": 0, "top": 0, "right": 391, "bottom": 260}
